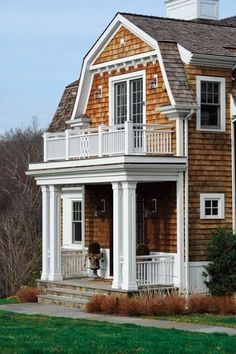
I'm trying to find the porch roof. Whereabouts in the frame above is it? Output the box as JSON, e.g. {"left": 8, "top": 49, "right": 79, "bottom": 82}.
{"left": 27, "top": 155, "right": 187, "bottom": 186}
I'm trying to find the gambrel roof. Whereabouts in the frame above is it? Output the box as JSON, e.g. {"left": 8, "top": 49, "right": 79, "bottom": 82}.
{"left": 122, "top": 13, "right": 236, "bottom": 57}
{"left": 47, "top": 12, "right": 236, "bottom": 131}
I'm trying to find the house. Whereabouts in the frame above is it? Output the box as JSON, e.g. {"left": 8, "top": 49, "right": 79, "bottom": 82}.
{"left": 28, "top": 0, "right": 236, "bottom": 301}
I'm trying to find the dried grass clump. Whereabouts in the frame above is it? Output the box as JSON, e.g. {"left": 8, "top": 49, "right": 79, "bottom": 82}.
{"left": 17, "top": 287, "right": 40, "bottom": 303}
{"left": 164, "top": 295, "right": 186, "bottom": 315}
{"left": 86, "top": 293, "right": 236, "bottom": 317}
{"left": 85, "top": 294, "right": 103, "bottom": 313}
{"left": 188, "top": 295, "right": 212, "bottom": 314}
{"left": 118, "top": 296, "right": 141, "bottom": 316}
{"left": 211, "top": 296, "right": 236, "bottom": 315}
{"left": 100, "top": 295, "right": 118, "bottom": 315}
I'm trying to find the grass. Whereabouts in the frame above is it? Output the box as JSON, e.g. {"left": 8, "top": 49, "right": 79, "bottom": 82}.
{"left": 155, "top": 314, "right": 236, "bottom": 329}
{"left": 0, "top": 298, "right": 19, "bottom": 305}
{"left": 0, "top": 311, "right": 235, "bottom": 353}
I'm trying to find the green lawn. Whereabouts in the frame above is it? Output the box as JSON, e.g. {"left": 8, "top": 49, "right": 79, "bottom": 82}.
{"left": 156, "top": 314, "right": 236, "bottom": 329}
{"left": 0, "top": 312, "right": 235, "bottom": 354}
{"left": 0, "top": 298, "right": 19, "bottom": 305}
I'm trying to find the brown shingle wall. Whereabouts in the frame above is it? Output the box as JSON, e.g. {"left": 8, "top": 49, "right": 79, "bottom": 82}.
{"left": 138, "top": 183, "right": 177, "bottom": 253}
{"left": 94, "top": 26, "right": 153, "bottom": 65}
{"left": 185, "top": 65, "right": 233, "bottom": 261}
{"left": 86, "top": 62, "right": 175, "bottom": 153}
{"left": 85, "top": 185, "right": 113, "bottom": 248}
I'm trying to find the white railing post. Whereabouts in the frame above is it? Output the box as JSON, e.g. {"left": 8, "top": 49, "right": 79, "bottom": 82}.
{"left": 124, "top": 121, "right": 133, "bottom": 155}
{"left": 65, "top": 130, "right": 70, "bottom": 160}
{"left": 43, "top": 132, "right": 49, "bottom": 162}
{"left": 98, "top": 125, "right": 103, "bottom": 157}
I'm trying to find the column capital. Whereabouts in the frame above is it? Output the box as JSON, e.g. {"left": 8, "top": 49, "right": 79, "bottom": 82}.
{"left": 48, "top": 185, "right": 61, "bottom": 193}
{"left": 112, "top": 182, "right": 122, "bottom": 191}
{"left": 41, "top": 185, "right": 49, "bottom": 193}
{"left": 121, "top": 181, "right": 137, "bottom": 190}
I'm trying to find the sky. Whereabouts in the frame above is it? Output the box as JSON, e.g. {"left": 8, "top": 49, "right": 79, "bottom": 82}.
{"left": 1, "top": 0, "right": 236, "bottom": 133}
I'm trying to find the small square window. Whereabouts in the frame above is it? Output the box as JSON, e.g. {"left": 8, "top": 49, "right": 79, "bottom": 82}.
{"left": 200, "top": 194, "right": 225, "bottom": 220}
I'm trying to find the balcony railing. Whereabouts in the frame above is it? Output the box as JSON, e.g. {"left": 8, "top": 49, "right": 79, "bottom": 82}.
{"left": 44, "top": 122, "right": 173, "bottom": 162}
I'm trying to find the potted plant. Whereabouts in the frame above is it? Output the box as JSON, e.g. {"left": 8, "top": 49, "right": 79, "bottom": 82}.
{"left": 136, "top": 244, "right": 150, "bottom": 257}
{"left": 87, "top": 242, "right": 102, "bottom": 278}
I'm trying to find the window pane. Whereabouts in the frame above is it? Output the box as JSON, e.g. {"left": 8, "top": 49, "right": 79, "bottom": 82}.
{"left": 201, "top": 105, "right": 220, "bottom": 129}
{"left": 130, "top": 78, "right": 143, "bottom": 124}
{"left": 212, "top": 200, "right": 218, "bottom": 208}
{"left": 212, "top": 208, "right": 219, "bottom": 216}
{"left": 72, "top": 222, "right": 82, "bottom": 243}
{"left": 114, "top": 82, "right": 127, "bottom": 125}
{"left": 205, "top": 200, "right": 211, "bottom": 208}
{"left": 205, "top": 208, "right": 212, "bottom": 216}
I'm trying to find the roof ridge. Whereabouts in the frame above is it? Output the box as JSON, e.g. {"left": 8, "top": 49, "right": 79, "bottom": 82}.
{"left": 120, "top": 12, "right": 236, "bottom": 29}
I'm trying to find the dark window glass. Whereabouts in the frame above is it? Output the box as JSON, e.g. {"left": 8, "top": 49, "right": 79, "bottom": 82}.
{"left": 200, "top": 81, "right": 221, "bottom": 129}
{"left": 72, "top": 201, "right": 82, "bottom": 243}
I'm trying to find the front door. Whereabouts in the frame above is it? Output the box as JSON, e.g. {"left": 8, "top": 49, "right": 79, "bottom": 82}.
{"left": 136, "top": 192, "right": 145, "bottom": 246}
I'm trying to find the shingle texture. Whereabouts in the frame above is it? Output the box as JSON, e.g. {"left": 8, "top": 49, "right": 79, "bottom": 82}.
{"left": 47, "top": 80, "right": 79, "bottom": 132}
{"left": 158, "top": 41, "right": 195, "bottom": 105}
{"left": 121, "top": 13, "right": 236, "bottom": 57}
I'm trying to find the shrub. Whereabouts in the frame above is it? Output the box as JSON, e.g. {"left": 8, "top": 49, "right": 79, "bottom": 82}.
{"left": 203, "top": 228, "right": 236, "bottom": 296}
{"left": 17, "top": 287, "right": 40, "bottom": 303}
{"left": 100, "top": 295, "right": 118, "bottom": 315}
{"left": 212, "top": 296, "right": 236, "bottom": 315}
{"left": 85, "top": 294, "right": 103, "bottom": 313}
{"left": 118, "top": 296, "right": 141, "bottom": 316}
{"left": 164, "top": 294, "right": 186, "bottom": 315}
{"left": 188, "top": 295, "right": 212, "bottom": 314}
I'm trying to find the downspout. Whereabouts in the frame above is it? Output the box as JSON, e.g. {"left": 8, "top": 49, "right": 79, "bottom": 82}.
{"left": 184, "top": 109, "right": 195, "bottom": 296}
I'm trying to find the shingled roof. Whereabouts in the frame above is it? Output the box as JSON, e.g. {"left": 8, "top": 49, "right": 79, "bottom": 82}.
{"left": 47, "top": 80, "right": 79, "bottom": 132}
{"left": 121, "top": 13, "right": 236, "bottom": 57}
{"left": 158, "top": 41, "right": 195, "bottom": 105}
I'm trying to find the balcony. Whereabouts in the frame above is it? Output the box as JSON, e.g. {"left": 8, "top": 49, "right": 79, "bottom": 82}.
{"left": 44, "top": 122, "right": 173, "bottom": 162}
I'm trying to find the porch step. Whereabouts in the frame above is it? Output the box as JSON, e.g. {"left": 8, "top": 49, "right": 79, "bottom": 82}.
{"left": 46, "top": 287, "right": 95, "bottom": 300}
{"left": 38, "top": 294, "right": 88, "bottom": 309}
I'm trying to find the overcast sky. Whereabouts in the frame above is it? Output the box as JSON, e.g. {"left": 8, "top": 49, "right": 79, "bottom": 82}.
{"left": 0, "top": 0, "right": 235, "bottom": 133}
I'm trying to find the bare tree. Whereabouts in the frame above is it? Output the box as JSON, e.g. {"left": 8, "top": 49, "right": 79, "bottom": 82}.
{"left": 0, "top": 120, "right": 43, "bottom": 296}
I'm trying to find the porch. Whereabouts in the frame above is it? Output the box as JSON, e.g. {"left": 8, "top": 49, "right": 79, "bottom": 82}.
{"left": 61, "top": 251, "right": 175, "bottom": 288}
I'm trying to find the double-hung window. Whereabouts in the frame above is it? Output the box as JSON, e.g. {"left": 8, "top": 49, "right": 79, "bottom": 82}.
{"left": 110, "top": 71, "right": 145, "bottom": 125}
{"left": 196, "top": 76, "right": 225, "bottom": 131}
{"left": 72, "top": 201, "right": 82, "bottom": 243}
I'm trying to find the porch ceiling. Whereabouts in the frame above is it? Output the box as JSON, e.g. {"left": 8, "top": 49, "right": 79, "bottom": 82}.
{"left": 27, "top": 155, "right": 186, "bottom": 186}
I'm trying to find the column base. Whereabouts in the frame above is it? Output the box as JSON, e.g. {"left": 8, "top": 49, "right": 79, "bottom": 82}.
{"left": 40, "top": 273, "right": 49, "bottom": 281}
{"left": 48, "top": 274, "right": 63, "bottom": 282}
{"left": 112, "top": 280, "right": 121, "bottom": 290}
{"left": 121, "top": 282, "right": 138, "bottom": 292}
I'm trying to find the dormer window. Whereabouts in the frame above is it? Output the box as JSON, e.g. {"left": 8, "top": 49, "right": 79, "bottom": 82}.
{"left": 196, "top": 76, "right": 225, "bottom": 131}
{"left": 109, "top": 70, "right": 145, "bottom": 125}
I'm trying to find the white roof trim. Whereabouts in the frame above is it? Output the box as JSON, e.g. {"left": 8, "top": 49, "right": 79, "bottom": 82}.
{"left": 178, "top": 43, "right": 236, "bottom": 68}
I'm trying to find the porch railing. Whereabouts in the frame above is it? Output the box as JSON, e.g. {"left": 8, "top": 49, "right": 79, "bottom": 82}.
{"left": 61, "top": 251, "right": 84, "bottom": 279}
{"left": 44, "top": 122, "right": 173, "bottom": 162}
{"left": 136, "top": 255, "right": 175, "bottom": 287}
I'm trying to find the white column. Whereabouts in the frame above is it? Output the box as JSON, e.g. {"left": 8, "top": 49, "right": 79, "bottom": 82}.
{"left": 112, "top": 182, "right": 123, "bottom": 289}
{"left": 176, "top": 172, "right": 184, "bottom": 289}
{"left": 48, "top": 185, "right": 63, "bottom": 281}
{"left": 124, "top": 121, "right": 133, "bottom": 155}
{"left": 176, "top": 118, "right": 184, "bottom": 156}
{"left": 41, "top": 186, "right": 50, "bottom": 280}
{"left": 121, "top": 181, "right": 138, "bottom": 291}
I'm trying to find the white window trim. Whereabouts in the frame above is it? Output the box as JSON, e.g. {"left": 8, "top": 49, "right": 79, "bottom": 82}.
{"left": 200, "top": 193, "right": 225, "bottom": 220}
{"left": 196, "top": 76, "right": 226, "bottom": 132}
{"left": 109, "top": 70, "right": 146, "bottom": 126}
{"left": 62, "top": 187, "right": 85, "bottom": 250}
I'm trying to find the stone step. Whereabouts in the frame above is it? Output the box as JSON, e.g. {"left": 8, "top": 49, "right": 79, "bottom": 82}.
{"left": 46, "top": 287, "right": 95, "bottom": 300}
{"left": 38, "top": 294, "right": 88, "bottom": 309}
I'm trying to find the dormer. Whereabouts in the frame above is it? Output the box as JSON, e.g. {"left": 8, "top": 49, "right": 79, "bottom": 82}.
{"left": 164, "top": 0, "right": 219, "bottom": 20}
